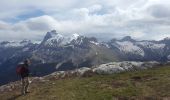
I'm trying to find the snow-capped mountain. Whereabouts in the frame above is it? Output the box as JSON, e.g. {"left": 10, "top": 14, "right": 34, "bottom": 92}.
{"left": 0, "top": 40, "right": 33, "bottom": 48}
{"left": 34, "top": 30, "right": 117, "bottom": 65}
{"left": 1, "top": 30, "right": 170, "bottom": 86}
{"left": 111, "top": 41, "right": 145, "bottom": 57}
{"left": 41, "top": 30, "right": 83, "bottom": 47}
{"left": 0, "top": 40, "right": 36, "bottom": 66}
{"left": 108, "top": 36, "right": 168, "bottom": 61}
{"left": 1, "top": 30, "right": 170, "bottom": 72}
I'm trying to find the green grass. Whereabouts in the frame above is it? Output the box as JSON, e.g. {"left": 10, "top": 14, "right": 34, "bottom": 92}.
{"left": 1, "top": 66, "right": 170, "bottom": 100}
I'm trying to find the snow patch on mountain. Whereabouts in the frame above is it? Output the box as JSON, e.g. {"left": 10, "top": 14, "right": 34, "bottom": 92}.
{"left": 0, "top": 40, "right": 32, "bottom": 48}
{"left": 70, "top": 33, "right": 80, "bottom": 41}
{"left": 45, "top": 33, "right": 64, "bottom": 46}
{"left": 22, "top": 47, "right": 30, "bottom": 52}
{"left": 62, "top": 33, "right": 80, "bottom": 45}
{"left": 113, "top": 41, "right": 145, "bottom": 56}
{"left": 90, "top": 41, "right": 100, "bottom": 45}
{"left": 2, "top": 42, "right": 23, "bottom": 47}
{"left": 136, "top": 41, "right": 165, "bottom": 49}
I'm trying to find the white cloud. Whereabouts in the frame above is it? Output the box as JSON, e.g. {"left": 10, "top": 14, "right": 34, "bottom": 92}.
{"left": 88, "top": 4, "right": 102, "bottom": 13}
{"left": 0, "top": 21, "right": 11, "bottom": 30}
{"left": 0, "top": 0, "right": 170, "bottom": 41}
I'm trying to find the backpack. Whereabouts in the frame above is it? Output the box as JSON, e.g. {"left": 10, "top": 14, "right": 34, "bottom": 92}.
{"left": 16, "top": 64, "right": 26, "bottom": 75}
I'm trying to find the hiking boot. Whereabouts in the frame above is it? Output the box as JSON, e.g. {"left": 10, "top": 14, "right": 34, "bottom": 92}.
{"left": 26, "top": 91, "right": 30, "bottom": 93}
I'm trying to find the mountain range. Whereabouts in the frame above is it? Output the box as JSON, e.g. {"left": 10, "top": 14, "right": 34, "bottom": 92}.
{"left": 0, "top": 30, "right": 170, "bottom": 85}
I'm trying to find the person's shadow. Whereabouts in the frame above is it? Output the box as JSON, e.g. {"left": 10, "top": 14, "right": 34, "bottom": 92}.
{"left": 7, "top": 94, "right": 22, "bottom": 100}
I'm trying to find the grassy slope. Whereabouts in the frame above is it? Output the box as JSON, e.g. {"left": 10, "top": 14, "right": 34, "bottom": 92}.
{"left": 1, "top": 66, "right": 170, "bottom": 100}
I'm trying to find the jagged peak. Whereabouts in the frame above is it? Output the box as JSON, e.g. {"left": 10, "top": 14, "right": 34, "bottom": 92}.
{"left": 69, "top": 33, "right": 80, "bottom": 41}
{"left": 163, "top": 37, "right": 170, "bottom": 40}
{"left": 121, "top": 36, "right": 135, "bottom": 41}
{"left": 121, "top": 36, "right": 133, "bottom": 41}
{"left": 42, "top": 30, "right": 63, "bottom": 42}
{"left": 72, "top": 33, "right": 80, "bottom": 38}
{"left": 159, "top": 37, "right": 170, "bottom": 43}
{"left": 51, "top": 30, "right": 57, "bottom": 33}
{"left": 110, "top": 38, "right": 117, "bottom": 42}
{"left": 46, "top": 30, "right": 59, "bottom": 38}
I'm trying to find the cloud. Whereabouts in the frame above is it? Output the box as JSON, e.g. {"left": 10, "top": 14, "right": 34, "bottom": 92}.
{"left": 148, "top": 4, "right": 170, "bottom": 18}
{"left": 0, "top": 0, "right": 170, "bottom": 41}
{"left": 0, "top": 21, "right": 11, "bottom": 30}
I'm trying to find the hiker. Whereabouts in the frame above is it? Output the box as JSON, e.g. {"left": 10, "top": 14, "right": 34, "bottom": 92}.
{"left": 16, "top": 59, "right": 31, "bottom": 95}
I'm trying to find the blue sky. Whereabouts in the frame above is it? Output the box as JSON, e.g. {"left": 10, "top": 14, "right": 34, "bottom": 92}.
{"left": 0, "top": 0, "right": 170, "bottom": 41}
{"left": 4, "top": 9, "right": 45, "bottom": 23}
